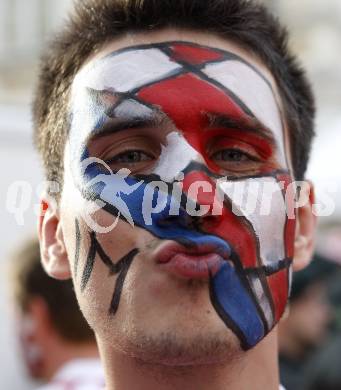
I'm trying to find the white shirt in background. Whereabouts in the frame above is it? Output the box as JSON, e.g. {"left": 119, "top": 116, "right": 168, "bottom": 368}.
{"left": 36, "top": 358, "right": 104, "bottom": 390}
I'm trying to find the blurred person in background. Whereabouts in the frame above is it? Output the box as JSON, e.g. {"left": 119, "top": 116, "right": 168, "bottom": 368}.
{"left": 10, "top": 238, "right": 104, "bottom": 389}
{"left": 300, "top": 262, "right": 341, "bottom": 390}
{"left": 278, "top": 254, "right": 336, "bottom": 389}
{"left": 328, "top": 268, "right": 341, "bottom": 333}
{"left": 301, "top": 334, "right": 341, "bottom": 390}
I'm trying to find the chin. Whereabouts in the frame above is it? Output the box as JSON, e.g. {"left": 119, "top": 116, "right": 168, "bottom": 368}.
{"left": 110, "top": 319, "right": 244, "bottom": 367}
{"left": 94, "top": 269, "right": 244, "bottom": 364}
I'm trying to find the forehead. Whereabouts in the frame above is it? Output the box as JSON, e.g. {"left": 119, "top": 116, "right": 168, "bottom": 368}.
{"left": 78, "top": 29, "right": 280, "bottom": 85}
{"left": 70, "top": 29, "right": 288, "bottom": 162}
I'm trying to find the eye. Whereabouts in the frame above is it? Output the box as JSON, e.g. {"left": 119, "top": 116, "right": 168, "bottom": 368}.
{"left": 107, "top": 150, "right": 153, "bottom": 164}
{"left": 212, "top": 148, "right": 257, "bottom": 163}
{"left": 102, "top": 148, "right": 157, "bottom": 174}
{"left": 208, "top": 144, "right": 265, "bottom": 175}
{"left": 88, "top": 128, "right": 164, "bottom": 175}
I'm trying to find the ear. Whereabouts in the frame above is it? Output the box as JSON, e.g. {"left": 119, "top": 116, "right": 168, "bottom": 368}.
{"left": 292, "top": 180, "right": 317, "bottom": 272}
{"left": 38, "top": 199, "right": 71, "bottom": 280}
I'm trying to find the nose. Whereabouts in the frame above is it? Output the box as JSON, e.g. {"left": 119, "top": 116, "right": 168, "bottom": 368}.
{"left": 155, "top": 170, "right": 224, "bottom": 232}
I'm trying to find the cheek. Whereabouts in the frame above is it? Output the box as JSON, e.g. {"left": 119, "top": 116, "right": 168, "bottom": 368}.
{"left": 61, "top": 204, "right": 140, "bottom": 319}
{"left": 71, "top": 217, "right": 137, "bottom": 280}
{"left": 76, "top": 251, "right": 115, "bottom": 330}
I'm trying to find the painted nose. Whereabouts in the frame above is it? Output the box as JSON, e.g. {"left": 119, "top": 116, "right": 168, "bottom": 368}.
{"left": 155, "top": 170, "right": 224, "bottom": 231}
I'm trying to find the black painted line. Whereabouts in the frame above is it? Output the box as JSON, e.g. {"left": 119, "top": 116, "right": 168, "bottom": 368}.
{"left": 80, "top": 231, "right": 97, "bottom": 292}
{"left": 109, "top": 248, "right": 139, "bottom": 315}
{"left": 244, "top": 258, "right": 292, "bottom": 277}
{"left": 74, "top": 218, "right": 81, "bottom": 278}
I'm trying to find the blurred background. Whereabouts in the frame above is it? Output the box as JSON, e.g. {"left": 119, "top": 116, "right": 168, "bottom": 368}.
{"left": 0, "top": 0, "right": 340, "bottom": 388}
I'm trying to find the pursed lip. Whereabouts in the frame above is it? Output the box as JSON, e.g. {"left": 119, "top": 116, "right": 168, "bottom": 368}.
{"left": 154, "top": 241, "right": 230, "bottom": 280}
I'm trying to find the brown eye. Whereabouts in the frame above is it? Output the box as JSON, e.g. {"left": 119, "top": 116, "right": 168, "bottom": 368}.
{"left": 103, "top": 149, "right": 157, "bottom": 173}
{"left": 212, "top": 149, "right": 255, "bottom": 162}
{"left": 108, "top": 150, "right": 153, "bottom": 164}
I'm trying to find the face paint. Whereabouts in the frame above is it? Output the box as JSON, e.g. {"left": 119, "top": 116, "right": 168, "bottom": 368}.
{"left": 69, "top": 41, "right": 295, "bottom": 350}
{"left": 75, "top": 219, "right": 139, "bottom": 314}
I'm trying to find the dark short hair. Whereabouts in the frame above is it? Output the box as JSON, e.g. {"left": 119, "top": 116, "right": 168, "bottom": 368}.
{"left": 33, "top": 0, "right": 315, "bottom": 191}
{"left": 11, "top": 238, "right": 95, "bottom": 343}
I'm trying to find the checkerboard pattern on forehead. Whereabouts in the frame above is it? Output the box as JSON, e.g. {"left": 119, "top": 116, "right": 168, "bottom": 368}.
{"left": 88, "top": 42, "right": 234, "bottom": 91}
{"left": 87, "top": 42, "right": 270, "bottom": 113}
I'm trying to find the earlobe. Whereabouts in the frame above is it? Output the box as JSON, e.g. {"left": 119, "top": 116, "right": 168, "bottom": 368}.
{"left": 292, "top": 181, "right": 317, "bottom": 272}
{"left": 38, "top": 199, "right": 71, "bottom": 280}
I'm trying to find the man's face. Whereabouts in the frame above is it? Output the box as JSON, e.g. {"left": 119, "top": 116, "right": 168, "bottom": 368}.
{"left": 60, "top": 30, "right": 296, "bottom": 361}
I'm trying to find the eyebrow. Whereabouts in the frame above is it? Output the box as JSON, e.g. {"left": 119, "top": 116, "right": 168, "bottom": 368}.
{"left": 206, "top": 112, "right": 277, "bottom": 146}
{"left": 89, "top": 111, "right": 170, "bottom": 141}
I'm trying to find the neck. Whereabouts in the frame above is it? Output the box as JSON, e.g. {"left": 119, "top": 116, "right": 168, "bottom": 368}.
{"left": 99, "top": 330, "right": 280, "bottom": 390}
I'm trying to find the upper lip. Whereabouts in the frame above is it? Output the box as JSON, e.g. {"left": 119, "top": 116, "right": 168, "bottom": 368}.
{"left": 154, "top": 240, "right": 230, "bottom": 264}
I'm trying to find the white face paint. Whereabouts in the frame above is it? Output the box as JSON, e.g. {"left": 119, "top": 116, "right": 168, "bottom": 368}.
{"left": 78, "top": 48, "right": 182, "bottom": 93}
{"left": 152, "top": 132, "right": 203, "bottom": 182}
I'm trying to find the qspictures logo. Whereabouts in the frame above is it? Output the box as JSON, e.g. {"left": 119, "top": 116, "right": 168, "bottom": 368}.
{"left": 5, "top": 156, "right": 338, "bottom": 230}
